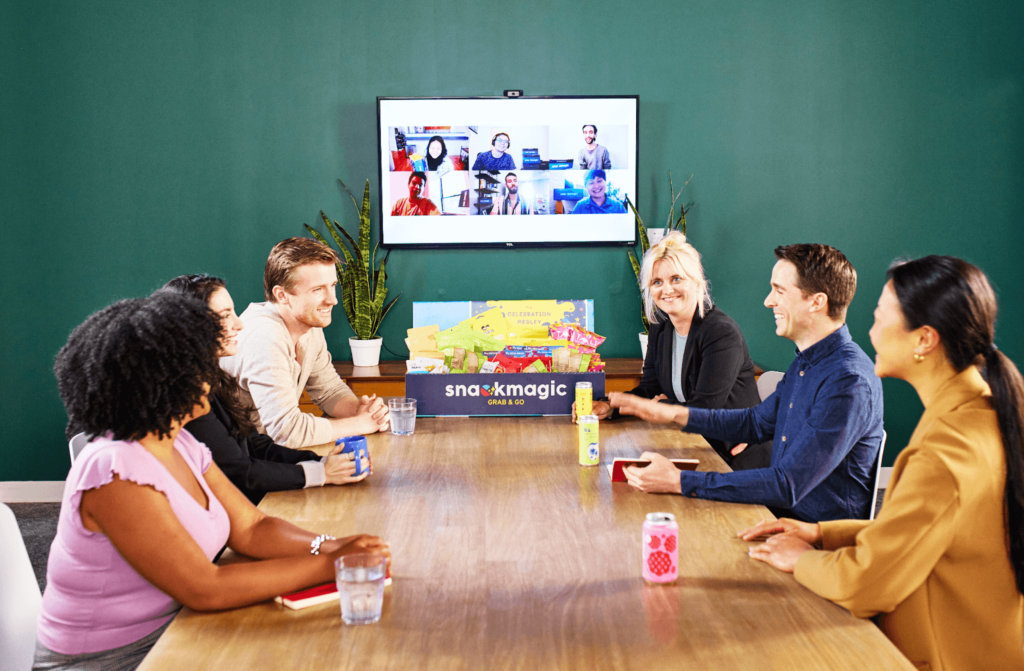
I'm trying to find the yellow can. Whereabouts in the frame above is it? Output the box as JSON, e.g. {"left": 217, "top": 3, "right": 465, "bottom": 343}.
{"left": 575, "top": 381, "right": 593, "bottom": 417}
{"left": 578, "top": 415, "right": 599, "bottom": 466}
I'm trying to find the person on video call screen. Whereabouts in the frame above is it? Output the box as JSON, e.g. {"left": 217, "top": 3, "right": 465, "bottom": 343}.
{"left": 572, "top": 170, "right": 626, "bottom": 214}
{"left": 425, "top": 136, "right": 464, "bottom": 176}
{"left": 576, "top": 125, "right": 612, "bottom": 170}
{"left": 391, "top": 172, "right": 440, "bottom": 216}
{"left": 472, "top": 132, "right": 516, "bottom": 171}
{"left": 489, "top": 172, "right": 532, "bottom": 215}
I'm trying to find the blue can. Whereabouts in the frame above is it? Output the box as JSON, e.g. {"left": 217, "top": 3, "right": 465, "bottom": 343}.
{"left": 335, "top": 436, "right": 369, "bottom": 475}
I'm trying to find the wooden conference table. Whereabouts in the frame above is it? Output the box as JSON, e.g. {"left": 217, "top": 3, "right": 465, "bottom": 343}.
{"left": 140, "top": 417, "right": 912, "bottom": 670}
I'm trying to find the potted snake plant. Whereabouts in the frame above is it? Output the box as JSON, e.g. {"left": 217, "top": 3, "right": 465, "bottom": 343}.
{"left": 305, "top": 179, "right": 400, "bottom": 367}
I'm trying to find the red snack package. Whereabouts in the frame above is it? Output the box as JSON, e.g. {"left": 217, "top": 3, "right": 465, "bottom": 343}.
{"left": 493, "top": 351, "right": 528, "bottom": 373}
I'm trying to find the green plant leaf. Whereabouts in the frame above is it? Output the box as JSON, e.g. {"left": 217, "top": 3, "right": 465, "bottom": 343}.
{"left": 372, "top": 252, "right": 388, "bottom": 312}
{"left": 318, "top": 212, "right": 352, "bottom": 266}
{"left": 359, "top": 181, "right": 371, "bottom": 276}
{"left": 328, "top": 217, "right": 359, "bottom": 268}
{"left": 338, "top": 178, "right": 361, "bottom": 219}
{"left": 340, "top": 266, "right": 358, "bottom": 333}
{"left": 315, "top": 213, "right": 348, "bottom": 262}
{"left": 305, "top": 178, "right": 401, "bottom": 342}
{"left": 628, "top": 248, "right": 642, "bottom": 280}
{"left": 304, "top": 224, "right": 333, "bottom": 252}
{"left": 327, "top": 217, "right": 371, "bottom": 336}
{"left": 372, "top": 294, "right": 402, "bottom": 337}
{"left": 628, "top": 201, "right": 650, "bottom": 256}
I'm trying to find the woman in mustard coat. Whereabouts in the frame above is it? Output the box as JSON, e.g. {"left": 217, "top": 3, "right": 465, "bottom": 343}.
{"left": 743, "top": 256, "right": 1024, "bottom": 671}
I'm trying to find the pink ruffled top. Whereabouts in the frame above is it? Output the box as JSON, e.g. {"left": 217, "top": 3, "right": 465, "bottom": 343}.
{"left": 37, "top": 430, "right": 231, "bottom": 655}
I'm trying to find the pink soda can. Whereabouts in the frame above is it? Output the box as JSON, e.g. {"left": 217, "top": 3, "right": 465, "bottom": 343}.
{"left": 642, "top": 512, "right": 678, "bottom": 584}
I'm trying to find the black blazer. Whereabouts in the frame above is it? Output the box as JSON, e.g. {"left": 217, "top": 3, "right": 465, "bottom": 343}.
{"left": 615, "top": 305, "right": 766, "bottom": 467}
{"left": 632, "top": 305, "right": 760, "bottom": 410}
{"left": 185, "top": 394, "right": 318, "bottom": 504}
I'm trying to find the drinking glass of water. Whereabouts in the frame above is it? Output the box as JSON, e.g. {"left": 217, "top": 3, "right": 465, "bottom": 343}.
{"left": 388, "top": 397, "right": 417, "bottom": 435}
{"left": 335, "top": 554, "right": 387, "bottom": 625}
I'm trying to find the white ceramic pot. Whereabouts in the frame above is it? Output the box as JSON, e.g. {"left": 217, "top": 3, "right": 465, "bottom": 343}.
{"left": 349, "top": 337, "right": 383, "bottom": 367}
{"left": 639, "top": 333, "right": 649, "bottom": 362}
{"left": 646, "top": 228, "right": 668, "bottom": 246}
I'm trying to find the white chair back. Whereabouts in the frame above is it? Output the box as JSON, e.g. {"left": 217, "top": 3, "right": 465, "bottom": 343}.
{"left": 0, "top": 503, "right": 42, "bottom": 671}
{"left": 756, "top": 371, "right": 785, "bottom": 402}
{"left": 870, "top": 430, "right": 888, "bottom": 520}
{"left": 68, "top": 432, "right": 91, "bottom": 465}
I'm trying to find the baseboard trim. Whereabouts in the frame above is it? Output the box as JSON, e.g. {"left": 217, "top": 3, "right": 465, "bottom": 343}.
{"left": 0, "top": 481, "right": 65, "bottom": 503}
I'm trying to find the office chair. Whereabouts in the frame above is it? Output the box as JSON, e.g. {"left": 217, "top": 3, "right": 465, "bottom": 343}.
{"left": 68, "top": 432, "right": 91, "bottom": 465}
{"left": 0, "top": 502, "right": 42, "bottom": 671}
{"left": 870, "top": 431, "right": 888, "bottom": 520}
{"left": 756, "top": 371, "right": 785, "bottom": 402}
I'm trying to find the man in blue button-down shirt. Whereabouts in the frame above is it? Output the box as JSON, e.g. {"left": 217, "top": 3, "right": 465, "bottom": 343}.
{"left": 611, "top": 244, "right": 884, "bottom": 522}
{"left": 571, "top": 170, "right": 627, "bottom": 214}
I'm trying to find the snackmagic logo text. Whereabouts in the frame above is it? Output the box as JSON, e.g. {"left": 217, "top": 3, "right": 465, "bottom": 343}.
{"left": 444, "top": 381, "right": 569, "bottom": 400}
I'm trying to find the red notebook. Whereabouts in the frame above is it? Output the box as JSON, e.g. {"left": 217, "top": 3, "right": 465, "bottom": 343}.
{"left": 275, "top": 582, "right": 339, "bottom": 610}
{"left": 275, "top": 577, "right": 393, "bottom": 610}
{"left": 607, "top": 458, "right": 699, "bottom": 482}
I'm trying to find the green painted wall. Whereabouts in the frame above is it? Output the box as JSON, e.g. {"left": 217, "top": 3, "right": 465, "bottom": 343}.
{"left": 3, "top": 0, "right": 1022, "bottom": 480}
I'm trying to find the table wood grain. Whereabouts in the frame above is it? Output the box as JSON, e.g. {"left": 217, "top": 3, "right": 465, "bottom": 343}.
{"left": 139, "top": 417, "right": 912, "bottom": 671}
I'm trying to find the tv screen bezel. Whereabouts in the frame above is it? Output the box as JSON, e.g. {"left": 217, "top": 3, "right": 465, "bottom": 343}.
{"left": 376, "top": 95, "right": 639, "bottom": 250}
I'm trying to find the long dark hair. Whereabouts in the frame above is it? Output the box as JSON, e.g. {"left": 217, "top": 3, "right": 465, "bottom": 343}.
{"left": 888, "top": 255, "right": 1024, "bottom": 593}
{"left": 425, "top": 135, "right": 447, "bottom": 171}
{"left": 161, "top": 274, "right": 257, "bottom": 436}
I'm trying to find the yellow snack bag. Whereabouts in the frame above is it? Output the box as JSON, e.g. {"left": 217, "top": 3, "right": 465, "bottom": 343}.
{"left": 407, "top": 325, "right": 440, "bottom": 352}
{"left": 409, "top": 351, "right": 445, "bottom": 360}
{"left": 468, "top": 307, "right": 515, "bottom": 341}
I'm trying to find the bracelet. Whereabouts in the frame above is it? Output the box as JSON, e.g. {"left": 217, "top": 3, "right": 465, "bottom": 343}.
{"left": 310, "top": 534, "right": 337, "bottom": 555}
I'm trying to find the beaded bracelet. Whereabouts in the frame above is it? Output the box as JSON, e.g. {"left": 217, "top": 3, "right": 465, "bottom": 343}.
{"left": 310, "top": 534, "right": 337, "bottom": 555}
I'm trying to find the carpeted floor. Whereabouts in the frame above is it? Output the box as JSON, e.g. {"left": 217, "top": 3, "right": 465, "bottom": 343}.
{"left": 9, "top": 502, "right": 60, "bottom": 593}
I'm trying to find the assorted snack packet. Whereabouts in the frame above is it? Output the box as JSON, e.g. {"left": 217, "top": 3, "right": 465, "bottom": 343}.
{"left": 467, "top": 307, "right": 516, "bottom": 341}
{"left": 549, "top": 323, "right": 606, "bottom": 350}
{"left": 434, "top": 324, "right": 506, "bottom": 353}
{"left": 406, "top": 320, "right": 605, "bottom": 374}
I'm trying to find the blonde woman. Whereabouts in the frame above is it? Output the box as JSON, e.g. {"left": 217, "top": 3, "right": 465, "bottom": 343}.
{"left": 582, "top": 232, "right": 767, "bottom": 469}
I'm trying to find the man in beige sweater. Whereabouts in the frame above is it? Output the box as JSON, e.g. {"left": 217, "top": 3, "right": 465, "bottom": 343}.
{"left": 221, "top": 237, "right": 389, "bottom": 448}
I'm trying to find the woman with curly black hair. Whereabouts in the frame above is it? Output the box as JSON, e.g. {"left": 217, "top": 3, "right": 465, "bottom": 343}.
{"left": 36, "top": 292, "right": 389, "bottom": 670}
{"left": 161, "top": 274, "right": 368, "bottom": 504}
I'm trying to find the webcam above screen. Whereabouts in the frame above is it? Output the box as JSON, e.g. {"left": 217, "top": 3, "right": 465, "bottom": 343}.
{"left": 377, "top": 96, "right": 639, "bottom": 249}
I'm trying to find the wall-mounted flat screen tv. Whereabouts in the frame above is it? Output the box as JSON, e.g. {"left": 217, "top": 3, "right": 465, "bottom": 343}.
{"left": 377, "top": 96, "right": 639, "bottom": 249}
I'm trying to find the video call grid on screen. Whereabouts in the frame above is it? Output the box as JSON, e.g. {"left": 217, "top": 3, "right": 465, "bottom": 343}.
{"left": 377, "top": 96, "right": 638, "bottom": 249}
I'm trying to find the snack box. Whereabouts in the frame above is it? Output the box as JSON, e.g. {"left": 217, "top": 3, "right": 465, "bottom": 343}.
{"left": 405, "top": 372, "right": 605, "bottom": 417}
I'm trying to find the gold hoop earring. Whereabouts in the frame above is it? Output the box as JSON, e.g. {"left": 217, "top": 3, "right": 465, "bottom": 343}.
{"left": 913, "top": 353, "right": 925, "bottom": 363}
